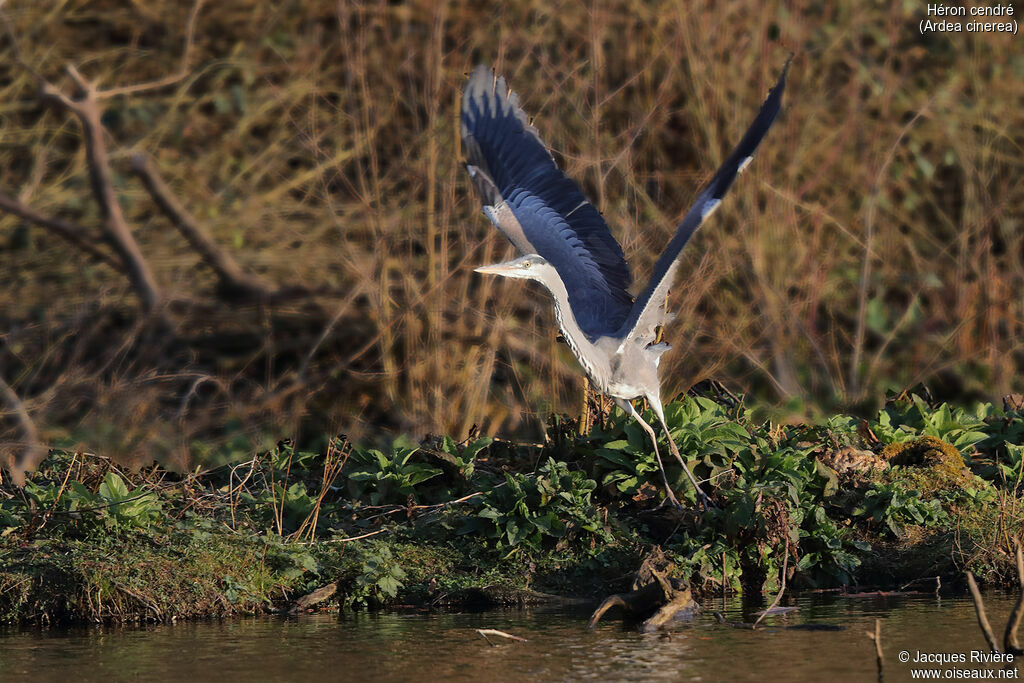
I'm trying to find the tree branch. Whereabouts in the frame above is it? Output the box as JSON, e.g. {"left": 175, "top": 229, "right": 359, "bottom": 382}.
{"left": 0, "top": 191, "right": 124, "bottom": 271}
{"left": 37, "top": 73, "right": 162, "bottom": 312}
{"left": 130, "top": 153, "right": 274, "bottom": 300}
{"left": 94, "top": 0, "right": 205, "bottom": 100}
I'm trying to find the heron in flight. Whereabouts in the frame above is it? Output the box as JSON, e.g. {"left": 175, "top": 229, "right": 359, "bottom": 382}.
{"left": 462, "top": 61, "right": 788, "bottom": 508}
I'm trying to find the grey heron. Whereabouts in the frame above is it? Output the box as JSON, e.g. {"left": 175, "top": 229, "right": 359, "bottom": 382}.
{"left": 462, "top": 61, "right": 789, "bottom": 508}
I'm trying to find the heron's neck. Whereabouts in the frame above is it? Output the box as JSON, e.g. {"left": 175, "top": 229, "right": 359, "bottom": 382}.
{"left": 539, "top": 273, "right": 601, "bottom": 376}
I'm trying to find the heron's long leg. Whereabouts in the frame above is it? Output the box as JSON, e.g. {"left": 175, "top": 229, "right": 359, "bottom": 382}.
{"left": 648, "top": 396, "right": 715, "bottom": 510}
{"left": 615, "top": 398, "right": 681, "bottom": 508}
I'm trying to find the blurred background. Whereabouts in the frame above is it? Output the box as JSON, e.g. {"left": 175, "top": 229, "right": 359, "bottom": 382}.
{"left": 0, "top": 1, "right": 1021, "bottom": 473}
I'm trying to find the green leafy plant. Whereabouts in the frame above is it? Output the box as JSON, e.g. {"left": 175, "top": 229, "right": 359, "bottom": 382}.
{"left": 872, "top": 395, "right": 989, "bottom": 454}
{"left": 593, "top": 428, "right": 661, "bottom": 498}
{"left": 430, "top": 435, "right": 493, "bottom": 480}
{"left": 347, "top": 442, "right": 444, "bottom": 505}
{"left": 795, "top": 504, "right": 869, "bottom": 586}
{"left": 852, "top": 481, "right": 947, "bottom": 537}
{"left": 349, "top": 544, "right": 407, "bottom": 608}
{"left": 21, "top": 472, "right": 162, "bottom": 532}
{"left": 672, "top": 424, "right": 871, "bottom": 589}
{"left": 592, "top": 396, "right": 749, "bottom": 501}
{"left": 461, "top": 458, "right": 610, "bottom": 551}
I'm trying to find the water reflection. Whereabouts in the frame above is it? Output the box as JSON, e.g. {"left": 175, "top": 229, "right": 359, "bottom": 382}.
{"left": 1, "top": 594, "right": 1020, "bottom": 682}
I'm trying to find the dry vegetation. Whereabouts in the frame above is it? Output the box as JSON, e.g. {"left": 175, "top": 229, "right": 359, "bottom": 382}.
{"left": 0, "top": 1, "right": 1022, "bottom": 477}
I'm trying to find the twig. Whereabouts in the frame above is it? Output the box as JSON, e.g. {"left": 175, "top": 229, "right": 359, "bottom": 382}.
{"left": 753, "top": 538, "right": 790, "bottom": 629}
{"left": 300, "top": 528, "right": 386, "bottom": 545}
{"left": 867, "top": 618, "right": 884, "bottom": 682}
{"left": 130, "top": 153, "right": 274, "bottom": 300}
{"left": 360, "top": 489, "right": 491, "bottom": 522}
{"left": 46, "top": 452, "right": 77, "bottom": 518}
{"left": 94, "top": 0, "right": 206, "bottom": 100}
{"left": 476, "top": 629, "right": 527, "bottom": 646}
{"left": 292, "top": 438, "right": 351, "bottom": 542}
{"left": 1004, "top": 541, "right": 1024, "bottom": 655}
{"left": 0, "top": 192, "right": 124, "bottom": 270}
{"left": 37, "top": 70, "right": 162, "bottom": 312}
{"left": 966, "top": 571, "right": 1001, "bottom": 653}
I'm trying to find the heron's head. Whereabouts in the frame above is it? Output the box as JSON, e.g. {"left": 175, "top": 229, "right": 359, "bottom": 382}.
{"left": 474, "top": 254, "right": 552, "bottom": 282}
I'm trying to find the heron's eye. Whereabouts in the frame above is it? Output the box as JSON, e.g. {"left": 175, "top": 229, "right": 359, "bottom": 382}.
{"left": 523, "top": 261, "right": 531, "bottom": 268}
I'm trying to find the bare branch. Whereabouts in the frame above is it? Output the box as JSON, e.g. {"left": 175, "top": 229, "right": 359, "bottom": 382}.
{"left": 38, "top": 78, "right": 162, "bottom": 312}
{"left": 130, "top": 153, "right": 273, "bottom": 300}
{"left": 36, "top": 78, "right": 75, "bottom": 110}
{"left": 0, "top": 376, "right": 47, "bottom": 486}
{"left": 1004, "top": 541, "right": 1024, "bottom": 655}
{"left": 967, "top": 571, "right": 1002, "bottom": 653}
{"left": 95, "top": 0, "right": 206, "bottom": 100}
{"left": 0, "top": 191, "right": 124, "bottom": 270}
{"left": 64, "top": 63, "right": 92, "bottom": 93}
{"left": 753, "top": 538, "right": 790, "bottom": 629}
{"left": 867, "top": 618, "right": 884, "bottom": 682}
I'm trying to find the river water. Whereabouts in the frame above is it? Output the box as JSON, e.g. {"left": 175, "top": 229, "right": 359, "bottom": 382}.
{"left": 1, "top": 593, "right": 1020, "bottom": 681}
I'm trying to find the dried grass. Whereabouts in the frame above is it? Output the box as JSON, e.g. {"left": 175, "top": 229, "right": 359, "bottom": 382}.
{"left": 0, "top": 0, "right": 1022, "bottom": 470}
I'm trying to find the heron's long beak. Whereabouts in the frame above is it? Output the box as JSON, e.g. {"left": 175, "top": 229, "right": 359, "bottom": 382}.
{"left": 474, "top": 261, "right": 517, "bottom": 276}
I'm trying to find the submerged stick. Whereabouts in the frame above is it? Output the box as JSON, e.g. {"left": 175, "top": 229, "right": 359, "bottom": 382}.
{"left": 476, "top": 629, "right": 527, "bottom": 646}
{"left": 966, "top": 571, "right": 1001, "bottom": 653}
{"left": 753, "top": 539, "right": 790, "bottom": 630}
{"left": 867, "top": 618, "right": 884, "bottom": 682}
{"left": 1004, "top": 542, "right": 1024, "bottom": 655}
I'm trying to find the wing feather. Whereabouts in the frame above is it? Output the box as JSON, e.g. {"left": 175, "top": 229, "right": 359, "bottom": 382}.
{"left": 617, "top": 58, "right": 791, "bottom": 350}
{"left": 461, "top": 65, "right": 633, "bottom": 336}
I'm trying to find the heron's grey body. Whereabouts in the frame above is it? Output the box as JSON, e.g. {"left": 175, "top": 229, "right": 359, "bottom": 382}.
{"left": 463, "top": 62, "right": 789, "bottom": 507}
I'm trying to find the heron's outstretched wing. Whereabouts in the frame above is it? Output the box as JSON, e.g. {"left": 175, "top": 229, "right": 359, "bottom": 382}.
{"left": 616, "top": 59, "right": 790, "bottom": 350}
{"left": 461, "top": 65, "right": 633, "bottom": 336}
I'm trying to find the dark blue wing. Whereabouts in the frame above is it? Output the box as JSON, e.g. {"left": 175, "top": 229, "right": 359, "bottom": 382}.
{"left": 617, "top": 58, "right": 790, "bottom": 349}
{"left": 461, "top": 65, "right": 633, "bottom": 336}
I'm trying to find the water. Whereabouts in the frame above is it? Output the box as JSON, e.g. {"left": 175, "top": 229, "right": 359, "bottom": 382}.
{"left": 1, "top": 593, "right": 1021, "bottom": 682}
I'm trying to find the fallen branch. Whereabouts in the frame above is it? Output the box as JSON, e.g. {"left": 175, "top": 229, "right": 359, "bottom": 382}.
{"left": 588, "top": 555, "right": 697, "bottom": 632}
{"left": 900, "top": 575, "right": 941, "bottom": 596}
{"left": 288, "top": 582, "right": 337, "bottom": 613}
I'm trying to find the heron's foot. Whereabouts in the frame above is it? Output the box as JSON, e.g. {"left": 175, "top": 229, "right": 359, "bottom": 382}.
{"left": 695, "top": 488, "right": 716, "bottom": 512}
